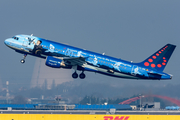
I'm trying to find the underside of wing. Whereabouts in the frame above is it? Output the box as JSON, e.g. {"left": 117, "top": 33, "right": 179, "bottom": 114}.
{"left": 57, "top": 56, "right": 86, "bottom": 66}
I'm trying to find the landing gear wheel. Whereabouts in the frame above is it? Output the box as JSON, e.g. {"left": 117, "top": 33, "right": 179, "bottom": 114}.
{"left": 20, "top": 59, "right": 25, "bottom": 64}
{"left": 20, "top": 54, "right": 27, "bottom": 64}
{"left": 72, "top": 72, "right": 78, "bottom": 79}
{"left": 79, "top": 72, "right": 86, "bottom": 79}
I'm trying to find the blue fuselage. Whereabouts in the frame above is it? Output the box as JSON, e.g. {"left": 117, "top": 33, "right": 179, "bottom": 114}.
{"left": 4, "top": 35, "right": 172, "bottom": 80}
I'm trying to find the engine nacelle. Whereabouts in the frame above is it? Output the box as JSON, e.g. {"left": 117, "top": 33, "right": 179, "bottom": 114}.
{"left": 45, "top": 56, "right": 72, "bottom": 69}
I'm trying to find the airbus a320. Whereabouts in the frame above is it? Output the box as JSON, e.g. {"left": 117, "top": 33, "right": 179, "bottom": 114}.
{"left": 4, "top": 34, "right": 176, "bottom": 80}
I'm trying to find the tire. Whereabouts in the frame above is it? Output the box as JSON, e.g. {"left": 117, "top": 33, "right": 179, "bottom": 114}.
{"left": 72, "top": 72, "right": 78, "bottom": 79}
{"left": 79, "top": 73, "right": 86, "bottom": 79}
{"left": 20, "top": 59, "right": 25, "bottom": 63}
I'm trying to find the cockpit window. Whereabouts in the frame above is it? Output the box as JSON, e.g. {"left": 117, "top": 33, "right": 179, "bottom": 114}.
{"left": 12, "top": 36, "right": 19, "bottom": 40}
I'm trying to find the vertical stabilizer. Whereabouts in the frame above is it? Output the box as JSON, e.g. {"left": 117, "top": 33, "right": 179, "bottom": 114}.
{"left": 138, "top": 44, "right": 176, "bottom": 71}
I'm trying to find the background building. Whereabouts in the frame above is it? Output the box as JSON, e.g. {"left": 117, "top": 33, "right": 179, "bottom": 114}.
{"left": 31, "top": 58, "right": 73, "bottom": 89}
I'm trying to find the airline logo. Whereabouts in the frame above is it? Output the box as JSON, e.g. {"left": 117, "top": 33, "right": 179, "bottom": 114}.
{"left": 144, "top": 45, "right": 168, "bottom": 68}
{"left": 103, "top": 116, "right": 130, "bottom": 120}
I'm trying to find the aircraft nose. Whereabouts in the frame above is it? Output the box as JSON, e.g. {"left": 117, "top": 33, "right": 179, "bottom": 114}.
{"left": 4, "top": 39, "right": 8, "bottom": 45}
{"left": 4, "top": 39, "right": 11, "bottom": 46}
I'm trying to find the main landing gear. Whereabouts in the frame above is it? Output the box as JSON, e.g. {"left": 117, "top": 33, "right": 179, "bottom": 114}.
{"left": 20, "top": 54, "right": 27, "bottom": 64}
{"left": 72, "top": 71, "right": 78, "bottom": 79}
{"left": 79, "top": 72, "right": 86, "bottom": 79}
{"left": 72, "top": 71, "right": 86, "bottom": 79}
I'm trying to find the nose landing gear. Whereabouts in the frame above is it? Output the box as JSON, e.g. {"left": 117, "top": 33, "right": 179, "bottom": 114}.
{"left": 20, "top": 54, "right": 27, "bottom": 64}
{"left": 20, "top": 59, "right": 25, "bottom": 63}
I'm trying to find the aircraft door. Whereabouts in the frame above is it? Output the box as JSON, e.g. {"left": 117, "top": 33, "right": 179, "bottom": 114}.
{"left": 131, "top": 65, "right": 139, "bottom": 75}
{"left": 22, "top": 37, "right": 29, "bottom": 47}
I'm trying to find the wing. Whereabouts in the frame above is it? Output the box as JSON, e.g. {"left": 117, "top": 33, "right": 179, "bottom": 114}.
{"left": 57, "top": 56, "right": 87, "bottom": 66}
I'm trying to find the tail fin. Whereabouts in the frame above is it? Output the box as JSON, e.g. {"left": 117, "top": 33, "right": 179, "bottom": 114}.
{"left": 138, "top": 44, "right": 176, "bottom": 72}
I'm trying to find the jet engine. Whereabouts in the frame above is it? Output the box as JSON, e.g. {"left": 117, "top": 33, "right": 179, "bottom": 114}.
{"left": 45, "top": 56, "right": 72, "bottom": 69}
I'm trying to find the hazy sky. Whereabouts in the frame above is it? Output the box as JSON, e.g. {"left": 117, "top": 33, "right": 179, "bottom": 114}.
{"left": 0, "top": 0, "right": 180, "bottom": 90}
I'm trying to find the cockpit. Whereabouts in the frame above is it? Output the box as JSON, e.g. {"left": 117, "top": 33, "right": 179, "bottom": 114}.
{"left": 12, "top": 36, "right": 19, "bottom": 40}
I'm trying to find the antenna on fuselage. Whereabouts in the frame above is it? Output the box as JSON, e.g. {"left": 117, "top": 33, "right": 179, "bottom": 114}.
{"left": 102, "top": 53, "right": 105, "bottom": 55}
{"left": 31, "top": 34, "right": 33, "bottom": 36}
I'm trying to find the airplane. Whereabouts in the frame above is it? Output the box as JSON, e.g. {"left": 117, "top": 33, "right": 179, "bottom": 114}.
{"left": 4, "top": 34, "right": 176, "bottom": 80}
